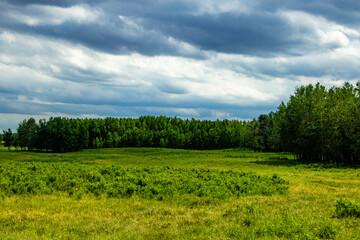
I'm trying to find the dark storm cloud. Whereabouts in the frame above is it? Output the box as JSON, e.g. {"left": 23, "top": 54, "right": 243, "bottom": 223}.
{"left": 289, "top": 0, "right": 360, "bottom": 25}
{"left": 0, "top": 1, "right": 204, "bottom": 58}
{"left": 144, "top": 13, "right": 297, "bottom": 56}
{"left": 2, "top": 0, "right": 359, "bottom": 57}
{"left": 235, "top": 0, "right": 360, "bottom": 24}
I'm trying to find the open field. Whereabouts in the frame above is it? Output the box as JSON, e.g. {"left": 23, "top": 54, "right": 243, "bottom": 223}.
{"left": 0, "top": 146, "right": 359, "bottom": 239}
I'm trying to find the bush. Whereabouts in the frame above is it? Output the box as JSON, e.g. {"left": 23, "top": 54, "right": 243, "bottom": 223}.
{"left": 317, "top": 218, "right": 339, "bottom": 239}
{"left": 335, "top": 199, "right": 360, "bottom": 218}
{"left": 0, "top": 162, "right": 289, "bottom": 199}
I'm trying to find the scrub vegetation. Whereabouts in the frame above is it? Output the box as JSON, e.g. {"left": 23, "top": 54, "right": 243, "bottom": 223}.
{"left": 0, "top": 147, "right": 359, "bottom": 239}
{"left": 0, "top": 162, "right": 288, "bottom": 200}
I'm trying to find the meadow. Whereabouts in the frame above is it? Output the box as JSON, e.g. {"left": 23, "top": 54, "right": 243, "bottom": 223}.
{"left": 0, "top": 146, "right": 359, "bottom": 239}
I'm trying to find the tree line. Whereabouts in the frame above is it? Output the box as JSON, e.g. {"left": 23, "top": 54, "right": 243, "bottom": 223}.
{"left": 1, "top": 82, "right": 359, "bottom": 164}
{"left": 2, "top": 116, "right": 255, "bottom": 152}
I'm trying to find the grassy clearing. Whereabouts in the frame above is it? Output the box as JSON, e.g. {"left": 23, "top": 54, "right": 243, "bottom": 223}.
{"left": 0, "top": 146, "right": 359, "bottom": 239}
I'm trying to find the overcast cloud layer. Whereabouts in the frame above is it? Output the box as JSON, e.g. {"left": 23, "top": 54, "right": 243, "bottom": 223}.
{"left": 1, "top": 0, "right": 360, "bottom": 130}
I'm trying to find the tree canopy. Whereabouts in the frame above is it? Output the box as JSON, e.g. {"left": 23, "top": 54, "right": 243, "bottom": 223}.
{"left": 277, "top": 82, "right": 360, "bottom": 164}
{"left": 12, "top": 116, "right": 253, "bottom": 152}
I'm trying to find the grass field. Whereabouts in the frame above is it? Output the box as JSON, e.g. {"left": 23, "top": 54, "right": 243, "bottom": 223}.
{"left": 0, "top": 146, "right": 359, "bottom": 239}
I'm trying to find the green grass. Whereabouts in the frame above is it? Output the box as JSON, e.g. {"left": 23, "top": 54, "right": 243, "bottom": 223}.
{"left": 0, "top": 146, "right": 359, "bottom": 239}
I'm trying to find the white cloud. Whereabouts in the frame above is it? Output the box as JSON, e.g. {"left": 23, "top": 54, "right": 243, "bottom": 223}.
{"left": 281, "top": 10, "right": 360, "bottom": 49}
{"left": 118, "top": 15, "right": 142, "bottom": 30}
{"left": 143, "top": 107, "right": 200, "bottom": 117}
{"left": 211, "top": 110, "right": 231, "bottom": 119}
{"left": 0, "top": 31, "right": 16, "bottom": 43}
{"left": 0, "top": 62, "right": 60, "bottom": 93}
{"left": 318, "top": 30, "right": 350, "bottom": 48}
{"left": 193, "top": 0, "right": 256, "bottom": 15}
{"left": 166, "top": 37, "right": 204, "bottom": 58}
{"left": 0, "top": 29, "right": 282, "bottom": 111}
{"left": 4, "top": 4, "right": 101, "bottom": 26}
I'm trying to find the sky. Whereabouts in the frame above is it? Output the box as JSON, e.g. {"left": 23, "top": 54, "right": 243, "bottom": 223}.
{"left": 1, "top": 0, "right": 360, "bottom": 131}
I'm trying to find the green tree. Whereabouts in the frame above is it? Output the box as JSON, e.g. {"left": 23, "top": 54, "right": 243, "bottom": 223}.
{"left": 3, "top": 128, "right": 13, "bottom": 150}
{"left": 105, "top": 132, "right": 114, "bottom": 148}
{"left": 278, "top": 82, "right": 359, "bottom": 164}
{"left": 93, "top": 137, "right": 105, "bottom": 149}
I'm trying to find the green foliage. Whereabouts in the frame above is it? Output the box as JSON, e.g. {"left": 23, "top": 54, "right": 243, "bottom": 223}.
{"left": 317, "top": 218, "right": 340, "bottom": 239}
{"left": 0, "top": 163, "right": 288, "bottom": 199}
{"left": 277, "top": 81, "right": 360, "bottom": 164}
{"left": 246, "top": 81, "right": 360, "bottom": 163}
{"left": 2, "top": 128, "right": 13, "bottom": 150}
{"left": 14, "top": 116, "right": 254, "bottom": 152}
{"left": 335, "top": 199, "right": 360, "bottom": 218}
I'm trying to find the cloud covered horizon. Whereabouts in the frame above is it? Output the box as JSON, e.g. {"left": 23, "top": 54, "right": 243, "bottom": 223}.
{"left": 1, "top": 0, "right": 360, "bottom": 130}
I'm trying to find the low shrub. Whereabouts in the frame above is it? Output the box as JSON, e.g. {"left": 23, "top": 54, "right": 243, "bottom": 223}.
{"left": 335, "top": 199, "right": 360, "bottom": 218}
{"left": 317, "top": 218, "right": 339, "bottom": 239}
{"left": 0, "top": 162, "right": 289, "bottom": 199}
